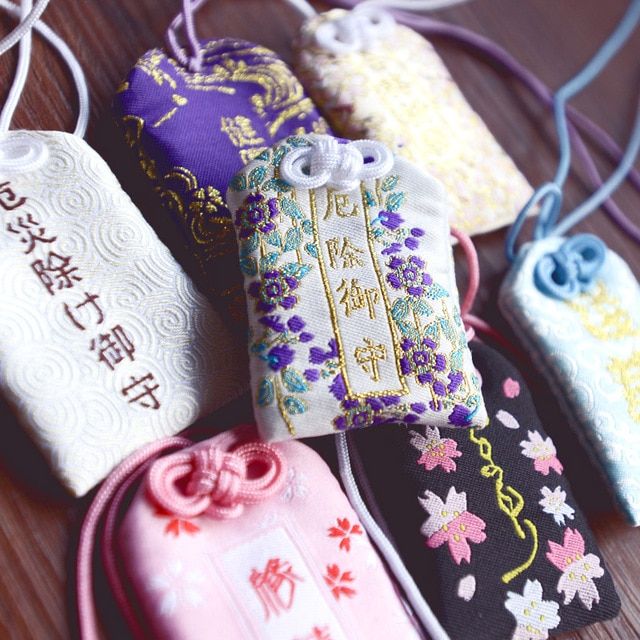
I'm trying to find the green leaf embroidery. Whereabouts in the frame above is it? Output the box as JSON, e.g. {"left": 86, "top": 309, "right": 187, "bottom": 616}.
{"left": 239, "top": 257, "right": 258, "bottom": 277}
{"left": 229, "top": 174, "right": 247, "bottom": 192}
{"left": 257, "top": 378, "right": 275, "bottom": 406}
{"left": 288, "top": 136, "right": 312, "bottom": 148}
{"left": 283, "top": 396, "right": 307, "bottom": 415}
{"left": 240, "top": 232, "right": 259, "bottom": 257}
{"left": 272, "top": 146, "right": 287, "bottom": 167}
{"left": 281, "top": 197, "right": 304, "bottom": 220}
{"left": 386, "top": 192, "right": 405, "bottom": 212}
{"left": 262, "top": 178, "right": 293, "bottom": 193}
{"left": 304, "top": 242, "right": 319, "bottom": 258}
{"left": 282, "top": 262, "right": 311, "bottom": 279}
{"left": 266, "top": 230, "right": 283, "bottom": 248}
{"left": 364, "top": 189, "right": 377, "bottom": 207}
{"left": 281, "top": 368, "right": 309, "bottom": 393}
{"left": 411, "top": 298, "right": 431, "bottom": 316}
{"left": 259, "top": 252, "right": 280, "bottom": 273}
{"left": 381, "top": 175, "right": 399, "bottom": 192}
{"left": 248, "top": 165, "right": 267, "bottom": 188}
{"left": 255, "top": 150, "right": 270, "bottom": 161}
{"left": 283, "top": 228, "right": 302, "bottom": 252}
{"left": 301, "top": 219, "right": 313, "bottom": 235}
{"left": 391, "top": 298, "right": 409, "bottom": 321}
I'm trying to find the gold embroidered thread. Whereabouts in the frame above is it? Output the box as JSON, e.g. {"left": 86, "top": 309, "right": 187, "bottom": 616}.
{"left": 608, "top": 351, "right": 640, "bottom": 423}
{"left": 469, "top": 428, "right": 539, "bottom": 584}
{"left": 337, "top": 278, "right": 379, "bottom": 319}
{"left": 273, "top": 377, "right": 297, "bottom": 437}
{"left": 568, "top": 282, "right": 640, "bottom": 341}
{"left": 309, "top": 189, "right": 407, "bottom": 399}
{"left": 354, "top": 338, "right": 386, "bottom": 381}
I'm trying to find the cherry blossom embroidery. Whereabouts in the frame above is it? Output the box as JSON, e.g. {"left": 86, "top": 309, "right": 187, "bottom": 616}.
{"left": 324, "top": 564, "right": 356, "bottom": 600}
{"left": 154, "top": 508, "right": 200, "bottom": 537}
{"left": 328, "top": 517, "right": 363, "bottom": 552}
{"left": 280, "top": 467, "right": 309, "bottom": 502}
{"left": 148, "top": 559, "right": 206, "bottom": 616}
{"left": 496, "top": 409, "right": 520, "bottom": 430}
{"left": 519, "top": 431, "right": 563, "bottom": 476}
{"left": 546, "top": 528, "right": 604, "bottom": 609}
{"left": 419, "top": 487, "right": 486, "bottom": 565}
{"left": 502, "top": 377, "right": 521, "bottom": 398}
{"left": 457, "top": 574, "right": 476, "bottom": 601}
{"left": 504, "top": 579, "right": 560, "bottom": 640}
{"left": 409, "top": 426, "right": 462, "bottom": 473}
{"left": 539, "top": 486, "right": 575, "bottom": 526}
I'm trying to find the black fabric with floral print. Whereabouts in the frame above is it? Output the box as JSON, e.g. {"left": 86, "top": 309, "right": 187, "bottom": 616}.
{"left": 349, "top": 341, "right": 620, "bottom": 640}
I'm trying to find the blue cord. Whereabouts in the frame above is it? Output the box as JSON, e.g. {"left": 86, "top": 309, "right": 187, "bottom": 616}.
{"left": 552, "top": 101, "right": 640, "bottom": 237}
{"left": 505, "top": 0, "right": 640, "bottom": 261}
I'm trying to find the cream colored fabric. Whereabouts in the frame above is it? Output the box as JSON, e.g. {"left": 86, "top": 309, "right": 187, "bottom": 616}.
{"left": 294, "top": 9, "right": 532, "bottom": 236}
{"left": 226, "top": 134, "right": 487, "bottom": 442}
{"left": 0, "top": 131, "right": 247, "bottom": 495}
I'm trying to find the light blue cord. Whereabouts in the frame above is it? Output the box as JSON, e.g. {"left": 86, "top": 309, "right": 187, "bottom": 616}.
{"left": 506, "top": 0, "right": 640, "bottom": 261}
{"left": 552, "top": 100, "right": 640, "bottom": 237}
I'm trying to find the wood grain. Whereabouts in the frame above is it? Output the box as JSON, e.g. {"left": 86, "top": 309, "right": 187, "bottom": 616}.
{"left": 0, "top": 1, "right": 638, "bottom": 638}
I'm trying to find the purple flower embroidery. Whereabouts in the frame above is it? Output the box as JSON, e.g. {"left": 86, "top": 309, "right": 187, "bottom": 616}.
{"left": 400, "top": 336, "right": 446, "bottom": 385}
{"left": 304, "top": 368, "right": 320, "bottom": 382}
{"left": 287, "top": 315, "right": 305, "bottom": 332}
{"left": 267, "top": 344, "right": 295, "bottom": 371}
{"left": 259, "top": 315, "right": 286, "bottom": 333}
{"left": 379, "top": 210, "right": 404, "bottom": 230}
{"left": 234, "top": 193, "right": 279, "bottom": 239}
{"left": 329, "top": 373, "right": 347, "bottom": 401}
{"left": 386, "top": 256, "right": 433, "bottom": 297}
{"left": 248, "top": 270, "right": 299, "bottom": 313}
{"left": 310, "top": 338, "right": 339, "bottom": 365}
{"left": 449, "top": 404, "right": 473, "bottom": 427}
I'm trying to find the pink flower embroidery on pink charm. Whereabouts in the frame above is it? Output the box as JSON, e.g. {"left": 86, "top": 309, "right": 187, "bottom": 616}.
{"left": 419, "top": 487, "right": 487, "bottom": 565}
{"left": 409, "top": 427, "right": 462, "bottom": 473}
{"left": 520, "top": 430, "right": 563, "bottom": 476}
{"left": 546, "top": 528, "right": 604, "bottom": 610}
{"left": 502, "top": 377, "right": 521, "bottom": 398}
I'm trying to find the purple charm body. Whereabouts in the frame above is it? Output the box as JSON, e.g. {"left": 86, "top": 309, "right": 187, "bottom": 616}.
{"left": 114, "top": 39, "right": 328, "bottom": 323}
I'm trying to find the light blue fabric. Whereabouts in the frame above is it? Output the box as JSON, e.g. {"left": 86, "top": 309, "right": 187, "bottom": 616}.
{"left": 500, "top": 236, "right": 640, "bottom": 526}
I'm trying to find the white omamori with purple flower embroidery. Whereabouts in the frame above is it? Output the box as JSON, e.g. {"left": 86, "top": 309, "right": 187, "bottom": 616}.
{"left": 226, "top": 134, "right": 487, "bottom": 441}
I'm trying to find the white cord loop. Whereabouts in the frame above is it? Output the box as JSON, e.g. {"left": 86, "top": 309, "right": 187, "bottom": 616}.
{"left": 0, "top": 0, "right": 90, "bottom": 138}
{"left": 280, "top": 136, "right": 394, "bottom": 192}
{"left": 314, "top": 6, "right": 396, "bottom": 54}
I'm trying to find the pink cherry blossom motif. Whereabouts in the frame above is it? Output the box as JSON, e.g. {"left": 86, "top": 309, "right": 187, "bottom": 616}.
{"left": 502, "top": 377, "right": 521, "bottom": 398}
{"left": 546, "top": 528, "right": 604, "bottom": 609}
{"left": 419, "top": 487, "right": 487, "bottom": 565}
{"left": 409, "top": 427, "right": 462, "bottom": 473}
{"left": 519, "top": 430, "right": 564, "bottom": 476}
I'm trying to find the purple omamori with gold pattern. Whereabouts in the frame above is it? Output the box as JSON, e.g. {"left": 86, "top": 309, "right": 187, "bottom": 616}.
{"left": 114, "top": 39, "right": 329, "bottom": 323}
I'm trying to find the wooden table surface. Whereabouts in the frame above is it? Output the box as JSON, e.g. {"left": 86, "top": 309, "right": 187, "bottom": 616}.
{"left": 0, "top": 1, "right": 638, "bottom": 638}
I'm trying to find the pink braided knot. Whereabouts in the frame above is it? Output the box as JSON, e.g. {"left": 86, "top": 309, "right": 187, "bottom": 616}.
{"left": 147, "top": 438, "right": 286, "bottom": 520}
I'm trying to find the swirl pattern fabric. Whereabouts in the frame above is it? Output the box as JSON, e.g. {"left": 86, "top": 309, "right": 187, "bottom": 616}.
{"left": 294, "top": 9, "right": 532, "bottom": 237}
{"left": 226, "top": 134, "right": 487, "bottom": 442}
{"left": 348, "top": 341, "right": 620, "bottom": 640}
{"left": 0, "top": 131, "right": 247, "bottom": 496}
{"left": 114, "top": 39, "right": 329, "bottom": 325}
{"left": 500, "top": 236, "right": 640, "bottom": 526}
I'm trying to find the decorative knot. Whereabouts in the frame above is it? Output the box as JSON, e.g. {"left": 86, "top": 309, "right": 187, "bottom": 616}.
{"left": 534, "top": 234, "right": 606, "bottom": 300}
{"left": 314, "top": 6, "right": 395, "bottom": 54}
{"left": 280, "top": 135, "right": 394, "bottom": 193}
{"left": 148, "top": 439, "right": 286, "bottom": 520}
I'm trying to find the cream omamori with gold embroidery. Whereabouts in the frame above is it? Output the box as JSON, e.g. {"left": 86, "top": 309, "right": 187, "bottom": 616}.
{"left": 293, "top": 9, "right": 532, "bottom": 236}
{"left": 226, "top": 134, "right": 486, "bottom": 442}
{"left": 500, "top": 236, "right": 640, "bottom": 526}
{"left": 0, "top": 131, "right": 247, "bottom": 496}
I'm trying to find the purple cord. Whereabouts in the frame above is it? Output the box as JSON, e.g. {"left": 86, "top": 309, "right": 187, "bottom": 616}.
{"left": 327, "top": 0, "right": 640, "bottom": 242}
{"left": 166, "top": 0, "right": 206, "bottom": 72}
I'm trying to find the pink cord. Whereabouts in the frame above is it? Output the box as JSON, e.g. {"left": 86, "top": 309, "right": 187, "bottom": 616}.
{"left": 451, "top": 226, "right": 527, "bottom": 360}
{"left": 77, "top": 436, "right": 192, "bottom": 640}
{"left": 148, "top": 438, "right": 287, "bottom": 520}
